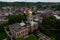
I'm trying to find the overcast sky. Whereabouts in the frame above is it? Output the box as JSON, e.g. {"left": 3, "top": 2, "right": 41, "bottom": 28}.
{"left": 0, "top": 0, "right": 60, "bottom": 2}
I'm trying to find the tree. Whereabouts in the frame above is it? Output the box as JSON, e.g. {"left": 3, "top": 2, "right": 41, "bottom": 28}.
{"left": 16, "top": 14, "right": 27, "bottom": 23}
{"left": 8, "top": 15, "right": 16, "bottom": 24}
{"left": 54, "top": 20, "right": 60, "bottom": 40}
{"left": 8, "top": 14, "right": 27, "bottom": 24}
{"left": 0, "top": 22, "right": 8, "bottom": 40}
{"left": 42, "top": 16, "right": 57, "bottom": 29}
{"left": 40, "top": 16, "right": 57, "bottom": 40}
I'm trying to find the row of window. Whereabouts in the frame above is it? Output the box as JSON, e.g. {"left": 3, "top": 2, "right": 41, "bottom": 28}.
{"left": 16, "top": 30, "right": 28, "bottom": 37}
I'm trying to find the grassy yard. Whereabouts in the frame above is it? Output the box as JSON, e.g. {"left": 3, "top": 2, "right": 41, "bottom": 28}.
{"left": 0, "top": 22, "right": 8, "bottom": 40}
{"left": 0, "top": 32, "right": 7, "bottom": 40}
{"left": 26, "top": 34, "right": 38, "bottom": 40}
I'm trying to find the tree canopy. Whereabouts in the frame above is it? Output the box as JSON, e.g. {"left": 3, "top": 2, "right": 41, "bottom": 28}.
{"left": 41, "top": 16, "right": 60, "bottom": 40}
{"left": 8, "top": 14, "right": 27, "bottom": 24}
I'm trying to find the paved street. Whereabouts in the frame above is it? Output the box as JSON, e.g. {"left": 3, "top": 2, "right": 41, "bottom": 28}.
{"left": 37, "top": 32, "right": 51, "bottom": 40}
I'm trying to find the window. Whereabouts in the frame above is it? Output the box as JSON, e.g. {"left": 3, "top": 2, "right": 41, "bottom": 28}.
{"left": 17, "top": 33, "right": 19, "bottom": 37}
{"left": 19, "top": 33, "right": 21, "bottom": 36}
{"left": 25, "top": 30, "right": 28, "bottom": 33}
{"left": 21, "top": 31, "right": 24, "bottom": 34}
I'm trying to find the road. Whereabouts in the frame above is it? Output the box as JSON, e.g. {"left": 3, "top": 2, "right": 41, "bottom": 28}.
{"left": 37, "top": 31, "right": 51, "bottom": 40}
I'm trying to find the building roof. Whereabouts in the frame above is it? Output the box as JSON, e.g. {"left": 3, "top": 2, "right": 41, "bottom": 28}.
{"left": 30, "top": 21, "right": 37, "bottom": 26}
{"left": 9, "top": 23, "right": 29, "bottom": 32}
{"left": 54, "top": 15, "right": 60, "bottom": 19}
{"left": 34, "top": 18, "right": 39, "bottom": 22}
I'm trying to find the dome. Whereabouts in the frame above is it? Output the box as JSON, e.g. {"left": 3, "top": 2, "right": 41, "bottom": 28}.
{"left": 28, "top": 9, "right": 32, "bottom": 15}
{"left": 34, "top": 18, "right": 39, "bottom": 21}
{"left": 20, "top": 21, "right": 25, "bottom": 26}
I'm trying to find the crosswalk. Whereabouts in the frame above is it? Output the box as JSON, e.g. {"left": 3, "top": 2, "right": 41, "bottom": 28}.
{"left": 37, "top": 32, "right": 51, "bottom": 40}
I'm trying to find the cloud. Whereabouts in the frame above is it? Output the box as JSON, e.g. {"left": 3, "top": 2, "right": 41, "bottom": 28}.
{"left": 0, "top": 0, "right": 60, "bottom": 2}
{"left": 0, "top": 0, "right": 18, "bottom": 2}
{"left": 26, "top": 0, "right": 60, "bottom": 2}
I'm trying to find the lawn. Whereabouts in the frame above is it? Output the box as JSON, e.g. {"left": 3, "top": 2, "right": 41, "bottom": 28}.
{"left": 26, "top": 34, "right": 38, "bottom": 40}
{"left": 0, "top": 32, "right": 7, "bottom": 40}
{"left": 0, "top": 22, "right": 8, "bottom": 40}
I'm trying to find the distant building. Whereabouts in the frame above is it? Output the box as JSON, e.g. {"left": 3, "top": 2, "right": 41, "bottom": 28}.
{"left": 0, "top": 16, "right": 8, "bottom": 22}
{"left": 54, "top": 15, "right": 60, "bottom": 19}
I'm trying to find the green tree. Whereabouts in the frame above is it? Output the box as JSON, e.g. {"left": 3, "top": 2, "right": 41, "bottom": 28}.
{"left": 0, "top": 22, "right": 8, "bottom": 40}
{"left": 8, "top": 14, "right": 27, "bottom": 24}
{"left": 41, "top": 16, "right": 57, "bottom": 40}
{"left": 8, "top": 15, "right": 16, "bottom": 24}
{"left": 42, "top": 16, "right": 57, "bottom": 29}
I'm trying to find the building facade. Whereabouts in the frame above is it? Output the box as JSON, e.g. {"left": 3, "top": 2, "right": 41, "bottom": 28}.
{"left": 9, "top": 20, "right": 38, "bottom": 38}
